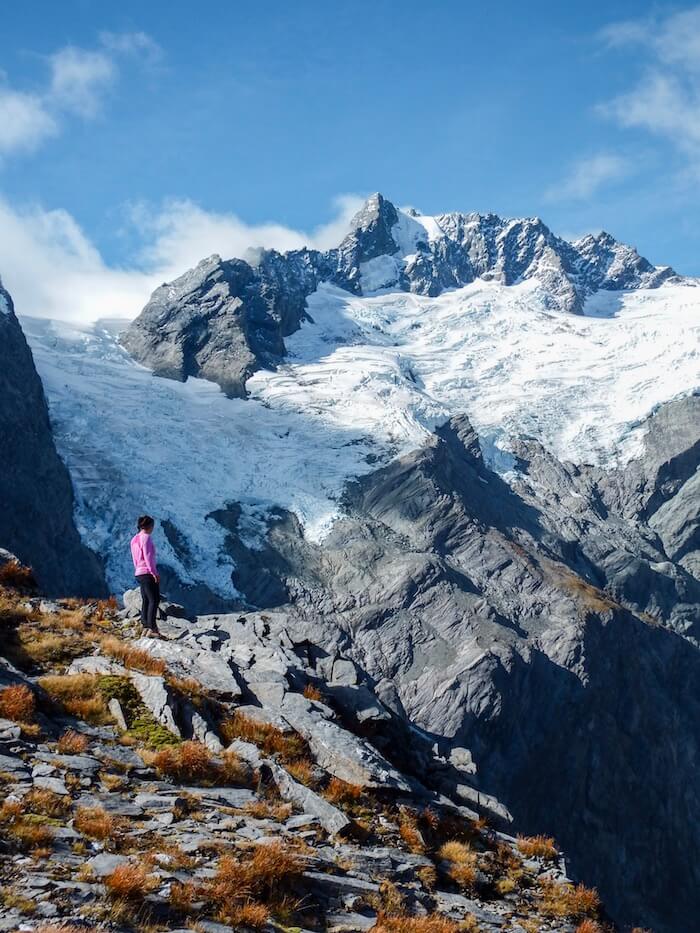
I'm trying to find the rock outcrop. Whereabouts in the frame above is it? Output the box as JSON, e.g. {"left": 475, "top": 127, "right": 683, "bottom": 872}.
{"left": 0, "top": 279, "right": 105, "bottom": 596}
{"left": 0, "top": 577, "right": 600, "bottom": 933}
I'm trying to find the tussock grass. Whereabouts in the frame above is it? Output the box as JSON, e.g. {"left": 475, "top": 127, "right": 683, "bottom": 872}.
{"left": 438, "top": 840, "right": 478, "bottom": 888}
{"left": 243, "top": 799, "right": 293, "bottom": 822}
{"left": 100, "top": 636, "right": 167, "bottom": 675}
{"left": 0, "top": 560, "right": 36, "bottom": 590}
{"left": 104, "top": 861, "right": 158, "bottom": 899}
{"left": 322, "top": 776, "right": 363, "bottom": 806}
{"left": 57, "top": 729, "right": 90, "bottom": 754}
{"left": 397, "top": 808, "right": 426, "bottom": 854}
{"left": 0, "top": 683, "right": 36, "bottom": 722}
{"left": 372, "top": 915, "right": 466, "bottom": 932}
{"left": 201, "top": 840, "right": 305, "bottom": 925}
{"left": 24, "top": 788, "right": 71, "bottom": 819}
{"left": 74, "top": 805, "right": 127, "bottom": 841}
{"left": 303, "top": 683, "right": 324, "bottom": 702}
{"left": 516, "top": 834, "right": 558, "bottom": 860}
{"left": 152, "top": 741, "right": 251, "bottom": 786}
{"left": 38, "top": 673, "right": 109, "bottom": 723}
{"left": 540, "top": 878, "right": 600, "bottom": 920}
{"left": 221, "top": 710, "right": 309, "bottom": 763}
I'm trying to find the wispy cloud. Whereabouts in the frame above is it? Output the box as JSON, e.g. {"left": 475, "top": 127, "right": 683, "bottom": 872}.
{"left": 0, "top": 194, "right": 365, "bottom": 324}
{"left": 48, "top": 46, "right": 116, "bottom": 118}
{"left": 0, "top": 88, "right": 58, "bottom": 155}
{"left": 599, "top": 7, "right": 700, "bottom": 169}
{"left": 545, "top": 152, "right": 630, "bottom": 202}
{"left": 0, "top": 31, "right": 163, "bottom": 157}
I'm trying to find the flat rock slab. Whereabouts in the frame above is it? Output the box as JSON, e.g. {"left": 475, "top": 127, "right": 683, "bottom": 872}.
{"left": 76, "top": 794, "right": 144, "bottom": 817}
{"left": 303, "top": 870, "right": 381, "bottom": 896}
{"left": 267, "top": 761, "right": 351, "bottom": 837}
{"left": 0, "top": 752, "right": 30, "bottom": 778}
{"left": 35, "top": 752, "right": 101, "bottom": 774}
{"left": 280, "top": 694, "right": 411, "bottom": 791}
{"left": 327, "top": 913, "right": 377, "bottom": 932}
{"left": 133, "top": 792, "right": 186, "bottom": 811}
{"left": 33, "top": 776, "right": 69, "bottom": 795}
{"left": 134, "top": 637, "right": 242, "bottom": 699}
{"left": 86, "top": 852, "right": 130, "bottom": 877}
{"left": 181, "top": 786, "right": 256, "bottom": 808}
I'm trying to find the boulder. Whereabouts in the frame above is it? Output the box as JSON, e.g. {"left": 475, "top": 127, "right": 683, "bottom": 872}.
{"left": 265, "top": 761, "right": 352, "bottom": 837}
{"left": 129, "top": 671, "right": 180, "bottom": 737}
{"left": 133, "top": 636, "right": 242, "bottom": 699}
{"left": 280, "top": 693, "right": 411, "bottom": 791}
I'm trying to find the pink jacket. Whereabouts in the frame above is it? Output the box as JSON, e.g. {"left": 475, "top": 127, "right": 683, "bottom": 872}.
{"left": 130, "top": 531, "right": 158, "bottom": 577}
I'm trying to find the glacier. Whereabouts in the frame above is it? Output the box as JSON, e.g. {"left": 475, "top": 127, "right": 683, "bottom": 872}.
{"left": 22, "top": 276, "right": 700, "bottom": 598}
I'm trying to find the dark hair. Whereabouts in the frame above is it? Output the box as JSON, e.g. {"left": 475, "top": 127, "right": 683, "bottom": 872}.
{"left": 137, "top": 515, "right": 155, "bottom": 531}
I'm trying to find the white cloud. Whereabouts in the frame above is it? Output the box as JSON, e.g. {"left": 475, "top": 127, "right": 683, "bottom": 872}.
{"left": 99, "top": 31, "right": 163, "bottom": 64}
{"left": 599, "top": 7, "right": 700, "bottom": 166}
{"left": 0, "top": 31, "right": 161, "bottom": 158}
{"left": 0, "top": 194, "right": 365, "bottom": 325}
{"left": 0, "top": 88, "right": 57, "bottom": 154}
{"left": 545, "top": 153, "right": 630, "bottom": 202}
{"left": 48, "top": 47, "right": 116, "bottom": 118}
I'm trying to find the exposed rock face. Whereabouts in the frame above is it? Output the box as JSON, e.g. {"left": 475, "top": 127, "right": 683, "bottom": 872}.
{"left": 202, "top": 401, "right": 700, "bottom": 933}
{"left": 123, "top": 193, "right": 677, "bottom": 396}
{"left": 0, "top": 280, "right": 104, "bottom": 595}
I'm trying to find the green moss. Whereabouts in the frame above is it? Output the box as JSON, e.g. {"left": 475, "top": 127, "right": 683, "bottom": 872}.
{"left": 97, "top": 674, "right": 179, "bottom": 749}
{"left": 23, "top": 813, "right": 63, "bottom": 826}
{"left": 128, "top": 714, "right": 180, "bottom": 748}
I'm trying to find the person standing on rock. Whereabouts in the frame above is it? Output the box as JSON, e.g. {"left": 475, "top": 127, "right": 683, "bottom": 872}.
{"left": 130, "top": 515, "right": 161, "bottom": 636}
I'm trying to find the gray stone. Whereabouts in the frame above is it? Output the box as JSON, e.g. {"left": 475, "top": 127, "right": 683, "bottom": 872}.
{"left": 133, "top": 793, "right": 186, "bottom": 811}
{"left": 35, "top": 752, "right": 101, "bottom": 774}
{"left": 68, "top": 655, "right": 126, "bottom": 676}
{"left": 129, "top": 671, "right": 180, "bottom": 737}
{"left": 108, "top": 697, "right": 128, "bottom": 731}
{"left": 331, "top": 657, "right": 359, "bottom": 686}
{"left": 132, "top": 635, "right": 242, "bottom": 699}
{"left": 280, "top": 693, "right": 411, "bottom": 791}
{"left": 303, "top": 870, "right": 380, "bottom": 896}
{"left": 181, "top": 786, "right": 256, "bottom": 808}
{"left": 327, "top": 913, "right": 376, "bottom": 932}
{"left": 86, "top": 852, "right": 130, "bottom": 877}
{"left": 0, "top": 718, "right": 21, "bottom": 740}
{"left": 266, "top": 761, "right": 351, "bottom": 837}
{"left": 33, "top": 776, "right": 69, "bottom": 795}
{"left": 0, "top": 752, "right": 30, "bottom": 778}
{"left": 245, "top": 679, "right": 287, "bottom": 707}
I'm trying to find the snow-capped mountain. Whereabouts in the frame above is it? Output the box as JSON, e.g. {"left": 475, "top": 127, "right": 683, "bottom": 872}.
{"left": 11, "top": 194, "right": 700, "bottom": 932}
{"left": 121, "top": 193, "right": 680, "bottom": 398}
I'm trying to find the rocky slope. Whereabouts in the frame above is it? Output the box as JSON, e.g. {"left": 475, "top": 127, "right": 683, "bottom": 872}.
{"left": 0, "top": 560, "right": 609, "bottom": 933}
{"left": 212, "top": 399, "right": 700, "bottom": 933}
{"left": 122, "top": 194, "right": 678, "bottom": 397}
{"left": 0, "top": 280, "right": 105, "bottom": 597}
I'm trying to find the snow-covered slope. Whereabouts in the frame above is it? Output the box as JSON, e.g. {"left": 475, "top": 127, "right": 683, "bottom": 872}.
{"left": 22, "top": 277, "right": 700, "bottom": 597}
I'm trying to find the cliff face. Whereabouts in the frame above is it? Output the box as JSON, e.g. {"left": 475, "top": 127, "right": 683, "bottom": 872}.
{"left": 0, "top": 279, "right": 105, "bottom": 596}
{"left": 207, "top": 402, "right": 700, "bottom": 933}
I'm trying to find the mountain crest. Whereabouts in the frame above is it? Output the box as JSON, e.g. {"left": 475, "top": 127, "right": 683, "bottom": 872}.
{"left": 122, "top": 194, "right": 681, "bottom": 397}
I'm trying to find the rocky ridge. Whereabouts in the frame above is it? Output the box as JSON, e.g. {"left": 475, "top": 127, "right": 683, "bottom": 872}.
{"left": 0, "top": 279, "right": 105, "bottom": 596}
{"left": 0, "top": 560, "right": 608, "bottom": 933}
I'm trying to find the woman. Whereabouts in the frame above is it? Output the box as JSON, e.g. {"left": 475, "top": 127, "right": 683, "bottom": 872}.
{"left": 130, "top": 515, "right": 161, "bottom": 636}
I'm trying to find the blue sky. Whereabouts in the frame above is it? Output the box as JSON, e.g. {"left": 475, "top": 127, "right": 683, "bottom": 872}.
{"left": 3, "top": 1, "right": 700, "bottom": 321}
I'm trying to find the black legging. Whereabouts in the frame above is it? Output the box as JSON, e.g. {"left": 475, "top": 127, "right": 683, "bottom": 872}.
{"left": 135, "top": 574, "right": 160, "bottom": 632}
